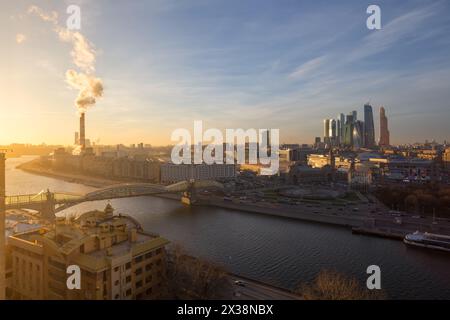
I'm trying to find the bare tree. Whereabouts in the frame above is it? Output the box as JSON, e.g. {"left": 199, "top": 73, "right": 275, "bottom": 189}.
{"left": 164, "top": 245, "right": 230, "bottom": 299}
{"left": 296, "top": 270, "right": 385, "bottom": 300}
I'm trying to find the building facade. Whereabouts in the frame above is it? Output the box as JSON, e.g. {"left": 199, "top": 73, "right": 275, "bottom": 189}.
{"left": 323, "top": 119, "right": 330, "bottom": 144}
{"left": 444, "top": 148, "right": 450, "bottom": 171}
{"left": 160, "top": 163, "right": 236, "bottom": 183}
{"left": 52, "top": 150, "right": 162, "bottom": 183}
{"left": 353, "top": 120, "right": 365, "bottom": 150}
{"left": 7, "top": 205, "right": 169, "bottom": 300}
{"left": 379, "top": 106, "right": 390, "bottom": 147}
{"left": 364, "top": 104, "right": 375, "bottom": 148}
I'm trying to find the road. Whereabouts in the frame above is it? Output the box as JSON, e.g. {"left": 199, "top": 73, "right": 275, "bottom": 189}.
{"left": 227, "top": 276, "right": 301, "bottom": 300}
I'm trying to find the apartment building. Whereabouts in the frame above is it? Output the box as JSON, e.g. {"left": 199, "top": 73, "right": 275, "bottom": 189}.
{"left": 7, "top": 204, "right": 169, "bottom": 300}
{"left": 160, "top": 163, "right": 236, "bottom": 183}
{"left": 444, "top": 148, "right": 450, "bottom": 171}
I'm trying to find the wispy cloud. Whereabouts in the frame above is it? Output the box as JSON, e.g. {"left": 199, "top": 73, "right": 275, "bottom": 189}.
{"left": 347, "top": 3, "right": 440, "bottom": 61}
{"left": 288, "top": 56, "right": 327, "bottom": 80}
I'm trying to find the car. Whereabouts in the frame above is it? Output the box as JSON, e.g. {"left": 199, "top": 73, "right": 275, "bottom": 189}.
{"left": 234, "top": 280, "right": 246, "bottom": 286}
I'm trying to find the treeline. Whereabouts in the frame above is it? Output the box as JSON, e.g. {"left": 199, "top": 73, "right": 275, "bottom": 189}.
{"left": 1, "top": 144, "right": 61, "bottom": 158}
{"left": 375, "top": 184, "right": 450, "bottom": 217}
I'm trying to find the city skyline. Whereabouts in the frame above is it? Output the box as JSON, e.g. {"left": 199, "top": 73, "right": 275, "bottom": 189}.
{"left": 3, "top": 0, "right": 450, "bottom": 146}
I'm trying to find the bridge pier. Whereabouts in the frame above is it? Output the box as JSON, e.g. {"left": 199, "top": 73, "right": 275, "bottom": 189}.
{"left": 181, "top": 182, "right": 197, "bottom": 205}
{"left": 41, "top": 189, "right": 56, "bottom": 221}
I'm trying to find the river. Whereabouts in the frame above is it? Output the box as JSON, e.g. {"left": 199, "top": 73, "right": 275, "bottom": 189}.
{"left": 5, "top": 156, "right": 450, "bottom": 299}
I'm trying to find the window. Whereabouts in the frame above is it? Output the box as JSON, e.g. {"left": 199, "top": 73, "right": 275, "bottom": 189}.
{"left": 136, "top": 280, "right": 143, "bottom": 288}
{"left": 125, "top": 262, "right": 131, "bottom": 270}
{"left": 135, "top": 268, "right": 142, "bottom": 276}
{"left": 145, "top": 252, "right": 153, "bottom": 259}
{"left": 114, "top": 280, "right": 119, "bottom": 286}
{"left": 126, "top": 289, "right": 132, "bottom": 296}
{"left": 145, "top": 275, "right": 152, "bottom": 283}
{"left": 145, "top": 263, "right": 152, "bottom": 271}
{"left": 114, "top": 267, "right": 119, "bottom": 272}
{"left": 126, "top": 275, "right": 131, "bottom": 283}
{"left": 135, "top": 256, "right": 143, "bottom": 263}
{"left": 114, "top": 294, "right": 120, "bottom": 299}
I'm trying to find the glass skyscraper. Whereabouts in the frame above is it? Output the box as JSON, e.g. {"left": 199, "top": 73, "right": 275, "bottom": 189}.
{"left": 363, "top": 103, "right": 375, "bottom": 148}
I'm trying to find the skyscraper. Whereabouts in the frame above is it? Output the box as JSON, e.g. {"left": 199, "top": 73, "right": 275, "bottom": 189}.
{"left": 339, "top": 113, "right": 345, "bottom": 143}
{"left": 352, "top": 110, "right": 357, "bottom": 122}
{"left": 336, "top": 119, "right": 341, "bottom": 145}
{"left": 343, "top": 114, "right": 354, "bottom": 147}
{"left": 323, "top": 119, "right": 330, "bottom": 144}
{"left": 329, "top": 119, "right": 337, "bottom": 146}
{"left": 379, "top": 106, "right": 390, "bottom": 147}
{"left": 330, "top": 119, "right": 337, "bottom": 138}
{"left": 353, "top": 120, "right": 365, "bottom": 150}
{"left": 363, "top": 103, "right": 375, "bottom": 148}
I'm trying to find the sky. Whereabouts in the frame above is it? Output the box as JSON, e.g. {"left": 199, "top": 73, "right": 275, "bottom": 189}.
{"left": 2, "top": 0, "right": 450, "bottom": 146}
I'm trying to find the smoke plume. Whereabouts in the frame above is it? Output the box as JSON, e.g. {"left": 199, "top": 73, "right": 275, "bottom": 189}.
{"left": 28, "top": 5, "right": 103, "bottom": 113}
{"left": 65, "top": 70, "right": 103, "bottom": 112}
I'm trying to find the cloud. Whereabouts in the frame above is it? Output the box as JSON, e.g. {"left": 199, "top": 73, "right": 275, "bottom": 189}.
{"left": 288, "top": 56, "right": 327, "bottom": 79}
{"left": 16, "top": 34, "right": 26, "bottom": 44}
{"left": 348, "top": 4, "right": 439, "bottom": 61}
{"left": 27, "top": 5, "right": 58, "bottom": 24}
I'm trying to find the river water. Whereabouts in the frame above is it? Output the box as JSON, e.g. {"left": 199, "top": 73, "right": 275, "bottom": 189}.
{"left": 5, "top": 156, "right": 450, "bottom": 299}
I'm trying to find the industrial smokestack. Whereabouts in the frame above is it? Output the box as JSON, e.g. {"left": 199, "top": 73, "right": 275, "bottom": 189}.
{"left": 0, "top": 153, "right": 5, "bottom": 300}
{"left": 80, "top": 112, "right": 86, "bottom": 149}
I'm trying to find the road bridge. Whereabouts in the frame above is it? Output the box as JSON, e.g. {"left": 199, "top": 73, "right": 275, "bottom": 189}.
{"left": 5, "top": 180, "right": 224, "bottom": 218}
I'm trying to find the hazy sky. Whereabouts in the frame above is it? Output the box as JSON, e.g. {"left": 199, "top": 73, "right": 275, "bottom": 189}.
{"left": 2, "top": 0, "right": 450, "bottom": 146}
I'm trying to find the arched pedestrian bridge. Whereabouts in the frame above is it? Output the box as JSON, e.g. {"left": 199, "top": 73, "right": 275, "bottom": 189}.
{"left": 5, "top": 180, "right": 224, "bottom": 215}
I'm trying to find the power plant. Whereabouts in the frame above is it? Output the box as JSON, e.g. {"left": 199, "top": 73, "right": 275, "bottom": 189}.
{"left": 79, "top": 112, "right": 86, "bottom": 150}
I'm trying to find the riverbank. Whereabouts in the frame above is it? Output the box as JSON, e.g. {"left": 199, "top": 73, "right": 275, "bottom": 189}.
{"left": 17, "top": 158, "right": 183, "bottom": 201}
{"left": 199, "top": 197, "right": 366, "bottom": 229}
{"left": 17, "top": 158, "right": 122, "bottom": 188}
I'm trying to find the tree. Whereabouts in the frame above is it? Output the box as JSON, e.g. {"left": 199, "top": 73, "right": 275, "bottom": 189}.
{"left": 404, "top": 194, "right": 419, "bottom": 213}
{"left": 296, "top": 270, "right": 385, "bottom": 300}
{"left": 164, "top": 245, "right": 230, "bottom": 299}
